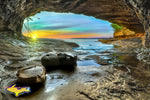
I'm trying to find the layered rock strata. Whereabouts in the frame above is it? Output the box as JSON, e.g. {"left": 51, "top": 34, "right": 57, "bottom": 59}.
{"left": 0, "top": 0, "right": 145, "bottom": 35}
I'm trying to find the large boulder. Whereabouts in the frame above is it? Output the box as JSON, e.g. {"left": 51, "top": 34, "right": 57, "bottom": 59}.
{"left": 16, "top": 66, "right": 46, "bottom": 85}
{"left": 41, "top": 52, "right": 77, "bottom": 71}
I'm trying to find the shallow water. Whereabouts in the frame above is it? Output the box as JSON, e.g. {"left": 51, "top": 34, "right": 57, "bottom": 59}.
{"left": 63, "top": 39, "right": 114, "bottom": 66}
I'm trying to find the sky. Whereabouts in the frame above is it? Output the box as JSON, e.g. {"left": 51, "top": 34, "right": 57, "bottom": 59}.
{"left": 22, "top": 11, "right": 114, "bottom": 39}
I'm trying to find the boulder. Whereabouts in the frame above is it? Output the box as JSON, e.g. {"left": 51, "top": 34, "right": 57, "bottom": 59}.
{"left": 41, "top": 52, "right": 77, "bottom": 70}
{"left": 41, "top": 52, "right": 60, "bottom": 68}
{"left": 16, "top": 66, "right": 46, "bottom": 85}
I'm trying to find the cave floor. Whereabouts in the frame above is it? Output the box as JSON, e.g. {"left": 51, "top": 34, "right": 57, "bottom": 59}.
{"left": 0, "top": 36, "right": 150, "bottom": 100}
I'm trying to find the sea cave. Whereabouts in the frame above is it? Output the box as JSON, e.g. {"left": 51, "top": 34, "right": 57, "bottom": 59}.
{"left": 0, "top": 0, "right": 150, "bottom": 100}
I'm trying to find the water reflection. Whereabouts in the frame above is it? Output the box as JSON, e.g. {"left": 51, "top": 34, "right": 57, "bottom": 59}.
{"left": 44, "top": 74, "right": 68, "bottom": 93}
{"left": 77, "top": 60, "right": 101, "bottom": 67}
{"left": 63, "top": 39, "right": 114, "bottom": 67}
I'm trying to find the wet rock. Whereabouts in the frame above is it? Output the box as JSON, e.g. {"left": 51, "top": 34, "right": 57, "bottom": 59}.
{"left": 98, "top": 38, "right": 116, "bottom": 44}
{"left": 41, "top": 52, "right": 77, "bottom": 71}
{"left": 86, "top": 55, "right": 110, "bottom": 65}
{"left": 41, "top": 53, "right": 61, "bottom": 71}
{"left": 65, "top": 42, "right": 79, "bottom": 48}
{"left": 76, "top": 50, "right": 89, "bottom": 55}
{"left": 128, "top": 82, "right": 136, "bottom": 86}
{"left": 86, "top": 71, "right": 101, "bottom": 77}
{"left": 16, "top": 66, "right": 46, "bottom": 85}
{"left": 50, "top": 75, "right": 64, "bottom": 79}
{"left": 41, "top": 52, "right": 60, "bottom": 68}
{"left": 98, "top": 57, "right": 110, "bottom": 65}
{"left": 58, "top": 52, "right": 77, "bottom": 66}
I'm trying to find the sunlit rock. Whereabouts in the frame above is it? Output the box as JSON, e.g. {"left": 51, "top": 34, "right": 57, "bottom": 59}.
{"left": 16, "top": 66, "right": 46, "bottom": 84}
{"left": 114, "top": 27, "right": 135, "bottom": 38}
{"left": 114, "top": 27, "right": 144, "bottom": 39}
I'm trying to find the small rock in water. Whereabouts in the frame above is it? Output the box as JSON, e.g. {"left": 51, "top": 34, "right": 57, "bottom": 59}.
{"left": 98, "top": 57, "right": 110, "bottom": 65}
{"left": 41, "top": 52, "right": 77, "bottom": 71}
{"left": 16, "top": 66, "right": 46, "bottom": 84}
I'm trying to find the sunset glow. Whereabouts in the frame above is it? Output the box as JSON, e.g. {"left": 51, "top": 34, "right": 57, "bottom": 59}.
{"left": 23, "top": 30, "right": 112, "bottom": 39}
{"left": 22, "top": 12, "right": 113, "bottom": 39}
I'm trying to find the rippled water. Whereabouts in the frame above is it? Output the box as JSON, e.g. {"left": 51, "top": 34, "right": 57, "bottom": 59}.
{"left": 63, "top": 39, "right": 114, "bottom": 66}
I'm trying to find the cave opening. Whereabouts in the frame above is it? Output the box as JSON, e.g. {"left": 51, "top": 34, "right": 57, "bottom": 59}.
{"left": 22, "top": 11, "right": 114, "bottom": 39}
{"left": 1, "top": 0, "right": 150, "bottom": 99}
{"left": 22, "top": 11, "right": 115, "bottom": 67}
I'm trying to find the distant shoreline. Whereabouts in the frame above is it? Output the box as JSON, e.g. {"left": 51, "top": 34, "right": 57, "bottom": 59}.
{"left": 63, "top": 37, "right": 113, "bottom": 39}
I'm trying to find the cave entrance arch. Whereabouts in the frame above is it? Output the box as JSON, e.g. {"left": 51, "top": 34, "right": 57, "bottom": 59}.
{"left": 0, "top": 0, "right": 145, "bottom": 37}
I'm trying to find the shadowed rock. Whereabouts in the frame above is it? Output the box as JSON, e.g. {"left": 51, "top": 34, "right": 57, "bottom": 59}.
{"left": 16, "top": 66, "right": 46, "bottom": 85}
{"left": 0, "top": 0, "right": 146, "bottom": 36}
{"left": 41, "top": 52, "right": 77, "bottom": 71}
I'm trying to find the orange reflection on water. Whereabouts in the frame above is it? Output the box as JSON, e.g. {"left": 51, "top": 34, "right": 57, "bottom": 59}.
{"left": 23, "top": 30, "right": 112, "bottom": 39}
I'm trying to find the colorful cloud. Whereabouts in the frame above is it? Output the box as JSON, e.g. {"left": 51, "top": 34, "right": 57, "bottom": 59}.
{"left": 22, "top": 11, "right": 114, "bottom": 39}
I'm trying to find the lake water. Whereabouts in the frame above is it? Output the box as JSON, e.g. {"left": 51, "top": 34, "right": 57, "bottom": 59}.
{"left": 63, "top": 39, "right": 114, "bottom": 67}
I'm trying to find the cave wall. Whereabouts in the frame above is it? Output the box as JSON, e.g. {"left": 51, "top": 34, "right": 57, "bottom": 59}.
{"left": 0, "top": 0, "right": 147, "bottom": 37}
{"left": 124, "top": 0, "right": 150, "bottom": 46}
{"left": 114, "top": 27, "right": 135, "bottom": 38}
{"left": 113, "top": 27, "right": 145, "bottom": 39}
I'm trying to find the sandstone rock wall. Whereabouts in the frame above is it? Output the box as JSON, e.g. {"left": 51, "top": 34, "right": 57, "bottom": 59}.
{"left": 113, "top": 27, "right": 144, "bottom": 39}
{"left": 114, "top": 27, "right": 135, "bottom": 38}
{"left": 0, "top": 0, "right": 145, "bottom": 36}
{"left": 124, "top": 0, "right": 150, "bottom": 46}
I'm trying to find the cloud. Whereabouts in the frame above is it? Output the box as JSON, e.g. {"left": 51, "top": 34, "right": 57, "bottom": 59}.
{"left": 42, "top": 23, "right": 86, "bottom": 30}
{"left": 22, "top": 12, "right": 114, "bottom": 38}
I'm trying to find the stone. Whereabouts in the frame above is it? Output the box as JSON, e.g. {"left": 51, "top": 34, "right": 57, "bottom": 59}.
{"left": 125, "top": 0, "right": 150, "bottom": 45}
{"left": 16, "top": 66, "right": 46, "bottom": 84}
{"left": 98, "top": 57, "right": 110, "bottom": 65}
{"left": 114, "top": 27, "right": 135, "bottom": 38}
{"left": 41, "top": 52, "right": 60, "bottom": 69}
{"left": 41, "top": 52, "right": 77, "bottom": 71}
{"left": 114, "top": 27, "right": 144, "bottom": 39}
{"left": 57, "top": 52, "right": 77, "bottom": 66}
{"left": 86, "top": 55, "right": 110, "bottom": 65}
{"left": 98, "top": 38, "right": 116, "bottom": 44}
